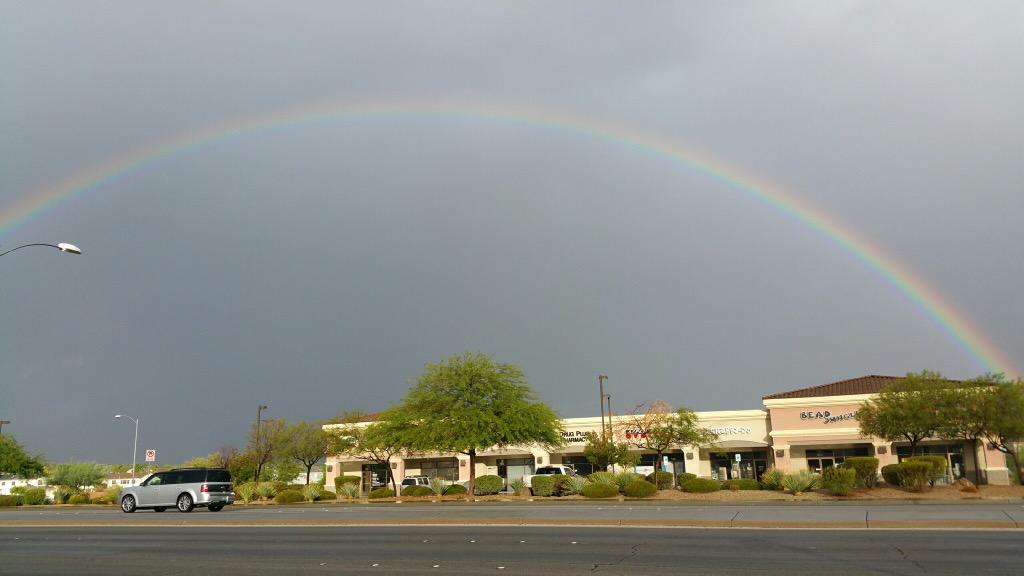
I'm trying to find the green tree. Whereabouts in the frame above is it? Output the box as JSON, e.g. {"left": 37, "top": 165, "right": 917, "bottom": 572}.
{"left": 283, "top": 421, "right": 333, "bottom": 485}
{"left": 48, "top": 462, "right": 106, "bottom": 492}
{"left": 582, "top": 433, "right": 638, "bottom": 472}
{"left": 394, "top": 352, "right": 564, "bottom": 496}
{"left": 935, "top": 376, "right": 996, "bottom": 484}
{"left": 616, "top": 401, "right": 718, "bottom": 472}
{"left": 330, "top": 408, "right": 410, "bottom": 495}
{"left": 968, "top": 376, "right": 1024, "bottom": 485}
{"left": 0, "top": 435, "right": 45, "bottom": 479}
{"left": 857, "top": 370, "right": 950, "bottom": 455}
{"left": 248, "top": 417, "right": 287, "bottom": 482}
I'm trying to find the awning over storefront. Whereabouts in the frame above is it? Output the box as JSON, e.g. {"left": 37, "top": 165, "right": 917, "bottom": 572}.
{"left": 702, "top": 440, "right": 770, "bottom": 449}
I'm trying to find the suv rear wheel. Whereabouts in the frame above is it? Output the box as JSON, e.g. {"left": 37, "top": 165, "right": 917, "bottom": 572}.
{"left": 176, "top": 493, "right": 194, "bottom": 513}
{"left": 120, "top": 495, "right": 136, "bottom": 513}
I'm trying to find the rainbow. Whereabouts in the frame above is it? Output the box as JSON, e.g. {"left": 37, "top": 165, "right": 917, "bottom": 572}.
{"left": 2, "top": 99, "right": 1017, "bottom": 376}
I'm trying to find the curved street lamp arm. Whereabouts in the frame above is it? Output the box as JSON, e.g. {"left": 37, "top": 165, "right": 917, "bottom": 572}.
{"left": 0, "top": 243, "right": 82, "bottom": 257}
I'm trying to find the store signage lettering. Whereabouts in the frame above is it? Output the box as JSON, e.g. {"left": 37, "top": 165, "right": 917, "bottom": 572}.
{"left": 559, "top": 430, "right": 591, "bottom": 444}
{"left": 707, "top": 427, "right": 752, "bottom": 435}
{"left": 624, "top": 429, "right": 648, "bottom": 440}
{"left": 800, "top": 410, "right": 858, "bottom": 425}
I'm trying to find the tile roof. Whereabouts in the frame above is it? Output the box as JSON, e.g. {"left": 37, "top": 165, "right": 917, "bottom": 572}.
{"left": 762, "top": 375, "right": 907, "bottom": 400}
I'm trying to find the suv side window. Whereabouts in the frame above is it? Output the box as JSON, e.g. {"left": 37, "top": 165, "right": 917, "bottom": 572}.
{"left": 206, "top": 470, "right": 231, "bottom": 483}
{"left": 181, "top": 470, "right": 205, "bottom": 484}
{"left": 144, "top": 473, "right": 165, "bottom": 486}
{"left": 163, "top": 472, "right": 184, "bottom": 485}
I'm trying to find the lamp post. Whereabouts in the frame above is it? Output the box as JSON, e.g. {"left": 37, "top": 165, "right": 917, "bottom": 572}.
{"left": 0, "top": 420, "right": 10, "bottom": 435}
{"left": 0, "top": 243, "right": 82, "bottom": 258}
{"left": 598, "top": 375, "right": 608, "bottom": 441}
{"left": 114, "top": 415, "right": 139, "bottom": 486}
{"left": 254, "top": 405, "right": 268, "bottom": 482}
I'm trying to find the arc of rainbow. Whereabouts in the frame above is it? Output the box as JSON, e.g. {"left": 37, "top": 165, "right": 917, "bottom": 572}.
{"left": 2, "top": 99, "right": 1017, "bottom": 377}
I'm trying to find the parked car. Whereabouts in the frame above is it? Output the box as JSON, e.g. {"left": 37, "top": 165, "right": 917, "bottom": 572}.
{"left": 400, "top": 475, "right": 430, "bottom": 487}
{"left": 120, "top": 467, "right": 234, "bottom": 513}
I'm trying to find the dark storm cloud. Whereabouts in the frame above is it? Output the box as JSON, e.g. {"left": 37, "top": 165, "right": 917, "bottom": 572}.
{"left": 1, "top": 1, "right": 1021, "bottom": 464}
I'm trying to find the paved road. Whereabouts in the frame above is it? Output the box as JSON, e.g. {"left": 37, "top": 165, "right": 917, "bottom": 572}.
{"left": 1, "top": 525, "right": 1022, "bottom": 575}
{"left": 3, "top": 501, "right": 1024, "bottom": 528}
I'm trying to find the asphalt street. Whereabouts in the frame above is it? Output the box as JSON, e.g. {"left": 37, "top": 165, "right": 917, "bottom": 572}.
{"left": 2, "top": 501, "right": 1024, "bottom": 529}
{"left": 1, "top": 525, "right": 1022, "bottom": 575}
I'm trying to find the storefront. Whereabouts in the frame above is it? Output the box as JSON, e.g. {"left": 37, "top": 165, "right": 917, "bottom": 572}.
{"left": 692, "top": 410, "right": 773, "bottom": 480}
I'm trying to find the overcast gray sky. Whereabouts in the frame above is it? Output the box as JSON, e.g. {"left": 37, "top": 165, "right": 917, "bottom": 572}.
{"left": 2, "top": 1, "right": 1021, "bottom": 465}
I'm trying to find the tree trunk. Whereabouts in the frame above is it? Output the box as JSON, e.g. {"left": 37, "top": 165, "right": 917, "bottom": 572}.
{"left": 386, "top": 460, "right": 398, "bottom": 495}
{"left": 1005, "top": 447, "right": 1024, "bottom": 486}
{"left": 305, "top": 464, "right": 313, "bottom": 486}
{"left": 468, "top": 449, "right": 477, "bottom": 497}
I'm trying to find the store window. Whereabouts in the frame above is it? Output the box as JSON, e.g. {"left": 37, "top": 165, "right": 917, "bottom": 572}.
{"left": 416, "top": 459, "right": 458, "bottom": 482}
{"left": 560, "top": 456, "right": 595, "bottom": 476}
{"left": 806, "top": 447, "right": 870, "bottom": 474}
{"left": 709, "top": 451, "right": 769, "bottom": 481}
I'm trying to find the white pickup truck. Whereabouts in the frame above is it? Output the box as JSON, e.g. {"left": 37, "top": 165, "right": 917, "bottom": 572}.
{"left": 522, "top": 465, "right": 576, "bottom": 493}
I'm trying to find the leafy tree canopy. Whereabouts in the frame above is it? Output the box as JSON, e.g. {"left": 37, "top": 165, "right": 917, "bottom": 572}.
{"left": 0, "top": 435, "right": 45, "bottom": 479}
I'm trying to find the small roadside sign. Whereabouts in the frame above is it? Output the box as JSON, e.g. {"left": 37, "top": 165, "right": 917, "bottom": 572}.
{"left": 734, "top": 453, "right": 742, "bottom": 462}
{"left": 145, "top": 449, "right": 156, "bottom": 462}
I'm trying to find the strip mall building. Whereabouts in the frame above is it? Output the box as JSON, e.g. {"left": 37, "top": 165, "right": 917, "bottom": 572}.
{"left": 324, "top": 375, "right": 1011, "bottom": 490}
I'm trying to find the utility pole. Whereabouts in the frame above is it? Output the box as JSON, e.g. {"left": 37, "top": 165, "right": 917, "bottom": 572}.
{"left": 605, "top": 395, "right": 613, "bottom": 440}
{"left": 0, "top": 420, "right": 10, "bottom": 435}
{"left": 254, "top": 405, "right": 268, "bottom": 482}
{"left": 598, "top": 375, "right": 608, "bottom": 441}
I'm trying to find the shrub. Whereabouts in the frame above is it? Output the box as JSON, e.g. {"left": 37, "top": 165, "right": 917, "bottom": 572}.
{"left": 681, "top": 478, "right": 721, "bottom": 493}
{"left": 0, "top": 495, "right": 23, "bottom": 507}
{"left": 318, "top": 490, "right": 337, "bottom": 501}
{"left": 474, "top": 475, "right": 504, "bottom": 495}
{"left": 582, "top": 481, "right": 619, "bottom": 498}
{"left": 614, "top": 472, "right": 643, "bottom": 492}
{"left": 334, "top": 475, "right": 361, "bottom": 487}
{"left": 443, "top": 484, "right": 467, "bottom": 496}
{"left": 509, "top": 478, "right": 527, "bottom": 495}
{"left": 759, "top": 468, "right": 785, "bottom": 491}
{"left": 257, "top": 482, "right": 277, "bottom": 500}
{"left": 339, "top": 483, "right": 361, "bottom": 499}
{"left": 106, "top": 485, "right": 123, "bottom": 502}
{"left": 275, "top": 490, "right": 305, "bottom": 504}
{"left": 822, "top": 467, "right": 856, "bottom": 496}
{"left": 896, "top": 461, "right": 933, "bottom": 492}
{"left": 881, "top": 464, "right": 901, "bottom": 486}
{"left": 400, "top": 485, "right": 419, "bottom": 497}
{"left": 235, "top": 482, "right": 259, "bottom": 503}
{"left": 22, "top": 488, "right": 47, "bottom": 506}
{"left": 51, "top": 487, "right": 72, "bottom": 504}
{"left": 646, "top": 471, "right": 674, "bottom": 489}
{"left": 368, "top": 488, "right": 395, "bottom": 499}
{"left": 9, "top": 486, "right": 26, "bottom": 495}
{"left": 68, "top": 494, "right": 91, "bottom": 505}
{"left": 588, "top": 472, "right": 617, "bottom": 487}
{"left": 563, "top": 475, "right": 588, "bottom": 496}
{"left": 92, "top": 494, "right": 114, "bottom": 505}
{"left": 721, "top": 478, "right": 761, "bottom": 490}
{"left": 624, "top": 479, "right": 658, "bottom": 498}
{"left": 531, "top": 475, "right": 560, "bottom": 497}
{"left": 676, "top": 472, "right": 697, "bottom": 487}
{"left": 302, "top": 484, "right": 322, "bottom": 502}
{"left": 953, "top": 478, "right": 977, "bottom": 493}
{"left": 782, "top": 470, "right": 820, "bottom": 495}
{"left": 904, "top": 456, "right": 947, "bottom": 487}
{"left": 840, "top": 457, "right": 879, "bottom": 488}
{"left": 401, "top": 485, "right": 433, "bottom": 497}
{"left": 429, "top": 477, "right": 450, "bottom": 496}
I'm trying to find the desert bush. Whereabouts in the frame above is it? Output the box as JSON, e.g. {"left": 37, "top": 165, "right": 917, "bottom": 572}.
{"left": 106, "top": 485, "right": 123, "bottom": 502}
{"left": 9, "top": 486, "right": 26, "bottom": 495}
{"left": 339, "top": 482, "right": 361, "bottom": 499}
{"left": 92, "top": 494, "right": 114, "bottom": 505}
{"left": 509, "top": 478, "right": 527, "bottom": 495}
{"left": 588, "top": 472, "right": 617, "bottom": 486}
{"left": 48, "top": 462, "right": 106, "bottom": 492}
{"left": 624, "top": 479, "right": 657, "bottom": 498}
{"left": 401, "top": 485, "right": 433, "bottom": 497}
{"left": 429, "top": 477, "right": 450, "bottom": 496}
{"left": 368, "top": 488, "right": 396, "bottom": 499}
{"left": 822, "top": 467, "right": 856, "bottom": 496}
{"left": 782, "top": 470, "right": 820, "bottom": 495}
{"left": 645, "top": 471, "right": 674, "bottom": 489}
{"left": 0, "top": 495, "right": 23, "bottom": 506}
{"left": 840, "top": 457, "right": 879, "bottom": 488}
{"left": 274, "top": 490, "right": 304, "bottom": 504}
{"left": 681, "top": 478, "right": 721, "bottom": 493}
{"left": 614, "top": 472, "right": 643, "bottom": 492}
{"left": 51, "top": 487, "right": 72, "bottom": 504}
{"left": 302, "top": 484, "right": 322, "bottom": 502}
{"left": 676, "top": 472, "right": 697, "bottom": 487}
{"left": 759, "top": 468, "right": 785, "bottom": 491}
{"left": 474, "top": 475, "right": 504, "bottom": 495}
{"left": 22, "top": 488, "right": 47, "bottom": 505}
{"left": 582, "top": 481, "right": 619, "bottom": 498}
{"left": 256, "top": 482, "right": 277, "bottom": 500}
{"left": 953, "top": 478, "right": 977, "bottom": 493}
{"left": 903, "top": 456, "right": 947, "bottom": 487}
{"left": 318, "top": 490, "right": 337, "bottom": 501}
{"left": 896, "top": 460, "right": 933, "bottom": 492}
{"left": 881, "top": 464, "right": 901, "bottom": 486}
{"left": 334, "top": 475, "right": 361, "bottom": 487}
{"left": 68, "top": 493, "right": 91, "bottom": 505}
{"left": 563, "top": 475, "right": 588, "bottom": 496}
{"left": 443, "top": 484, "right": 467, "bottom": 496}
{"left": 235, "top": 482, "right": 259, "bottom": 503}
{"left": 721, "top": 478, "right": 760, "bottom": 490}
{"left": 531, "top": 475, "right": 560, "bottom": 497}
{"left": 400, "top": 485, "right": 419, "bottom": 497}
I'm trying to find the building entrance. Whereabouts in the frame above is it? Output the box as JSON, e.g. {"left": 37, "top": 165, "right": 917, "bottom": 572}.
{"left": 709, "top": 451, "right": 769, "bottom": 481}
{"left": 497, "top": 458, "right": 534, "bottom": 490}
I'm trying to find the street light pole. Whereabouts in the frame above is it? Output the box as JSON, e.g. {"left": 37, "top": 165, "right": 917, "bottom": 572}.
{"left": 598, "top": 375, "right": 608, "bottom": 441}
{"left": 254, "top": 405, "right": 268, "bottom": 482}
{"left": 114, "top": 415, "right": 139, "bottom": 486}
{"left": 0, "top": 243, "right": 82, "bottom": 258}
{"left": 0, "top": 420, "right": 10, "bottom": 435}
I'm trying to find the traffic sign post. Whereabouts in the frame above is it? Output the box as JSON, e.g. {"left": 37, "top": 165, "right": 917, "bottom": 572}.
{"left": 145, "top": 449, "right": 156, "bottom": 462}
